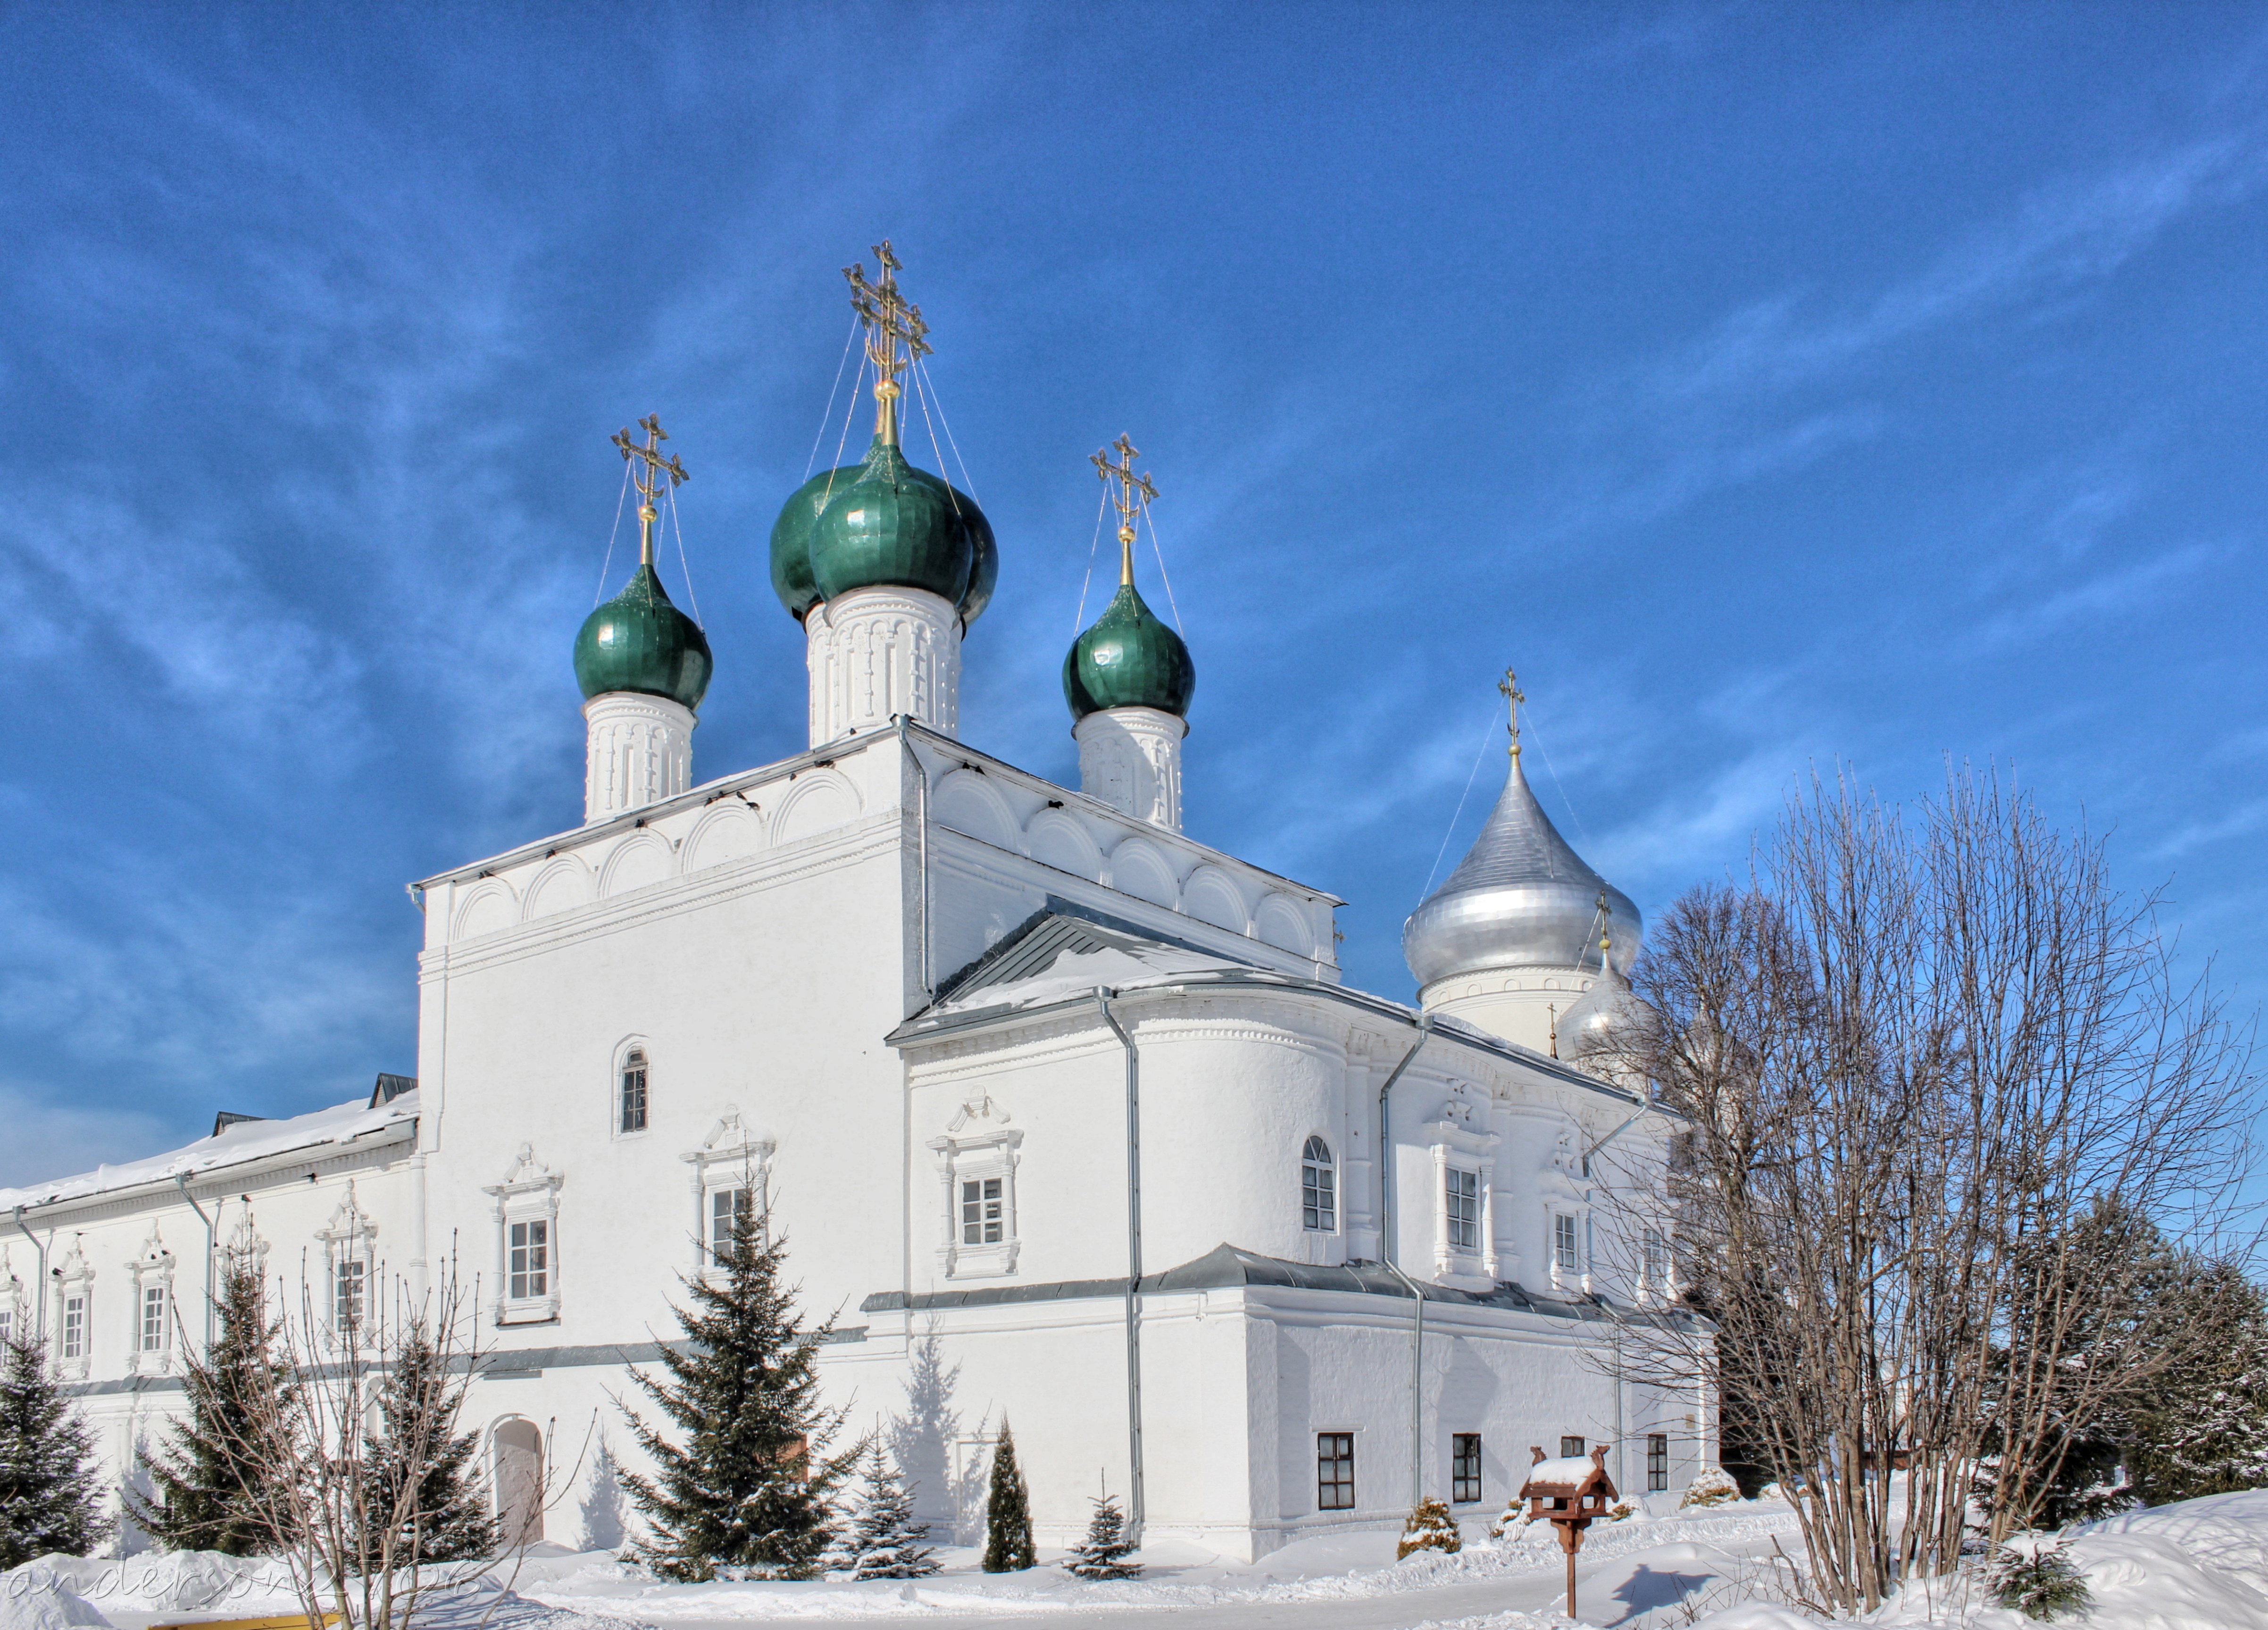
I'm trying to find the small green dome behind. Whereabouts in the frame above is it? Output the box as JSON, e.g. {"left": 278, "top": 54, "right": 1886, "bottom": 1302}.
{"left": 1063, "top": 582, "right": 1195, "bottom": 722}
{"left": 768, "top": 464, "right": 863, "bottom": 622}
{"left": 807, "top": 437, "right": 989, "bottom": 611}
{"left": 575, "top": 564, "right": 713, "bottom": 712}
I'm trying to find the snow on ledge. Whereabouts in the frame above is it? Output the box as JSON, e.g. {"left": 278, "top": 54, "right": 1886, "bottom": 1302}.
{"left": 0, "top": 1091, "right": 418, "bottom": 1213}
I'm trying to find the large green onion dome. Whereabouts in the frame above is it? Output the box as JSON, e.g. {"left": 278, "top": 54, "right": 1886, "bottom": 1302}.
{"left": 574, "top": 564, "right": 713, "bottom": 711}
{"left": 1063, "top": 580, "right": 1195, "bottom": 721}
{"left": 769, "top": 437, "right": 996, "bottom": 626}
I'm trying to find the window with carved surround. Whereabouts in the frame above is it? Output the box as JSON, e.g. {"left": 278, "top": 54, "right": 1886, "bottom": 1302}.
{"left": 1301, "top": 1137, "right": 1337, "bottom": 1232}
{"left": 681, "top": 1110, "right": 775, "bottom": 1272}
{"left": 52, "top": 1236, "right": 92, "bottom": 1379}
{"left": 317, "top": 1182, "right": 378, "bottom": 1343}
{"left": 127, "top": 1224, "right": 177, "bottom": 1374}
{"left": 0, "top": 1250, "right": 23, "bottom": 1350}
{"left": 483, "top": 1145, "right": 563, "bottom": 1324}
{"left": 1425, "top": 1083, "right": 1499, "bottom": 1285}
{"left": 926, "top": 1093, "right": 1022, "bottom": 1280}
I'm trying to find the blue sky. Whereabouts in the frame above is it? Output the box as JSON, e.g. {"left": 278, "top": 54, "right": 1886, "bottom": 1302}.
{"left": 4, "top": 4, "right": 2266, "bottom": 1183}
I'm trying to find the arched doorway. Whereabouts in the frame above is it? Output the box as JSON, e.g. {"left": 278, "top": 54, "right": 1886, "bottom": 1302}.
{"left": 493, "top": 1418, "right": 545, "bottom": 1545}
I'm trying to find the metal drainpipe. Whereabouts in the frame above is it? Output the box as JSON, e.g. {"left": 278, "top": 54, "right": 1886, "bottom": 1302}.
{"left": 896, "top": 715, "right": 931, "bottom": 998}
{"left": 174, "top": 1177, "right": 218, "bottom": 1351}
{"left": 1095, "top": 990, "right": 1145, "bottom": 1543}
{"left": 11, "top": 1207, "right": 47, "bottom": 1341}
{"left": 1376, "top": 1015, "right": 1434, "bottom": 1507}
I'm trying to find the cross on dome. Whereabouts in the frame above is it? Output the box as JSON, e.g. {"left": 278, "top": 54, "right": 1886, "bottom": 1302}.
{"left": 611, "top": 414, "right": 689, "bottom": 566}
{"left": 1091, "top": 433, "right": 1158, "bottom": 587}
{"left": 844, "top": 240, "right": 931, "bottom": 446}
{"left": 1499, "top": 666, "right": 1526, "bottom": 759}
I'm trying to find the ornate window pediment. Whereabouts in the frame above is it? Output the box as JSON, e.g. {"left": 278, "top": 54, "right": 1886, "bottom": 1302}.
{"left": 317, "top": 1182, "right": 379, "bottom": 1341}
{"left": 52, "top": 1236, "right": 93, "bottom": 1379}
{"left": 926, "top": 1092, "right": 1022, "bottom": 1280}
{"left": 484, "top": 1144, "right": 563, "bottom": 1325}
{"left": 127, "top": 1223, "right": 178, "bottom": 1375}
{"left": 681, "top": 1108, "right": 776, "bottom": 1272}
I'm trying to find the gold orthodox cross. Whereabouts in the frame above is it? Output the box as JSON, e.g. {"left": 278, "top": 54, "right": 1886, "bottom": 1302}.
{"left": 612, "top": 414, "right": 688, "bottom": 565}
{"left": 1092, "top": 433, "right": 1158, "bottom": 586}
{"left": 844, "top": 240, "right": 930, "bottom": 444}
{"left": 1499, "top": 667, "right": 1526, "bottom": 758}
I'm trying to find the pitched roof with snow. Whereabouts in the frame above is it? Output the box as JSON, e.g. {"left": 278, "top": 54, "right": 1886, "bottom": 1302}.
{"left": 0, "top": 1091, "right": 419, "bottom": 1213}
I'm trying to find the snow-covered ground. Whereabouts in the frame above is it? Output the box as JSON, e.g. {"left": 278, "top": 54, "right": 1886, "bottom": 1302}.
{"left": 13, "top": 1489, "right": 2268, "bottom": 1630}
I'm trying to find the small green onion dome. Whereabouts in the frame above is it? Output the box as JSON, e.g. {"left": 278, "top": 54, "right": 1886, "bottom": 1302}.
{"left": 1063, "top": 581, "right": 1195, "bottom": 722}
{"left": 768, "top": 463, "right": 862, "bottom": 622}
{"left": 769, "top": 437, "right": 995, "bottom": 625}
{"left": 574, "top": 564, "right": 713, "bottom": 712}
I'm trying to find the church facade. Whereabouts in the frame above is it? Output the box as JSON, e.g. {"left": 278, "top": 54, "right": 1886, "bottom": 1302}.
{"left": 0, "top": 249, "right": 1710, "bottom": 1563}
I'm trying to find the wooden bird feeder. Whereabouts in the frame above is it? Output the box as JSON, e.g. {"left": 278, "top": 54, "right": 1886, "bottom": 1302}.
{"left": 1516, "top": 1442, "right": 1618, "bottom": 1620}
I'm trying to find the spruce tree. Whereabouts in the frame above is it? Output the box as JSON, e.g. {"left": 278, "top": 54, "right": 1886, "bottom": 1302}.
{"left": 620, "top": 1207, "right": 858, "bottom": 1581}
{"left": 361, "top": 1317, "right": 495, "bottom": 1564}
{"left": 980, "top": 1421, "right": 1034, "bottom": 1573}
{"left": 1064, "top": 1477, "right": 1139, "bottom": 1580}
{"left": 134, "top": 1257, "right": 289, "bottom": 1555}
{"left": 838, "top": 1443, "right": 937, "bottom": 1580}
{"left": 0, "top": 1335, "right": 110, "bottom": 1567}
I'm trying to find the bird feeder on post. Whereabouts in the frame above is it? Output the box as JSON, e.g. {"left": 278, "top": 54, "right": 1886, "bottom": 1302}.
{"left": 1515, "top": 1443, "right": 1618, "bottom": 1621}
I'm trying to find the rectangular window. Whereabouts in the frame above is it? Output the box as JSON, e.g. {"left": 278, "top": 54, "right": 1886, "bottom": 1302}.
{"left": 619, "top": 1051, "right": 649, "bottom": 1134}
{"left": 1561, "top": 1434, "right": 1586, "bottom": 1459}
{"left": 1452, "top": 1433, "right": 1483, "bottom": 1504}
{"left": 1643, "top": 1228, "right": 1668, "bottom": 1286}
{"left": 0, "top": 1308, "right": 12, "bottom": 1346}
{"left": 1648, "top": 1433, "right": 1669, "bottom": 1492}
{"left": 60, "top": 1293, "right": 85, "bottom": 1361}
{"left": 334, "top": 1259, "right": 367, "bottom": 1328}
{"left": 1554, "top": 1213, "right": 1580, "bottom": 1273}
{"left": 1317, "top": 1432, "right": 1355, "bottom": 1511}
{"left": 709, "top": 1186, "right": 752, "bottom": 1263}
{"left": 960, "top": 1178, "right": 1003, "bottom": 1246}
{"left": 141, "top": 1285, "right": 168, "bottom": 1352}
{"left": 508, "top": 1220, "right": 550, "bottom": 1301}
{"left": 1446, "top": 1168, "right": 1480, "bottom": 1251}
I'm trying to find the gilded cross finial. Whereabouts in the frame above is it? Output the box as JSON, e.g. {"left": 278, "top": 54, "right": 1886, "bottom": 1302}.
{"left": 844, "top": 240, "right": 931, "bottom": 447}
{"left": 1498, "top": 667, "right": 1526, "bottom": 760}
{"left": 612, "top": 414, "right": 689, "bottom": 567}
{"left": 1091, "top": 433, "right": 1158, "bottom": 588}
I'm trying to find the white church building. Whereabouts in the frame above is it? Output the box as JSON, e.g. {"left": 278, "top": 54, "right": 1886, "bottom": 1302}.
{"left": 0, "top": 249, "right": 1711, "bottom": 1563}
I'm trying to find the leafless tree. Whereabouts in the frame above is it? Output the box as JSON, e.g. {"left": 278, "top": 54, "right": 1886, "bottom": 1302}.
{"left": 1593, "top": 765, "right": 2257, "bottom": 1614}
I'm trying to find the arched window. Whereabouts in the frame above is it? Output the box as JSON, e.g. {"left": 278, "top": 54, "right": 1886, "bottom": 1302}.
{"left": 619, "top": 1048, "right": 649, "bottom": 1134}
{"left": 1301, "top": 1136, "right": 1336, "bottom": 1232}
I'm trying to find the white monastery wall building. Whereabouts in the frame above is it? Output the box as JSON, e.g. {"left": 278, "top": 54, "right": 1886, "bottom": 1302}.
{"left": 0, "top": 253, "right": 1713, "bottom": 1563}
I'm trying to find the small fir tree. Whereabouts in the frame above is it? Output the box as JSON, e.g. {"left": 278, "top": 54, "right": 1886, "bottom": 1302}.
{"left": 837, "top": 1443, "right": 938, "bottom": 1580}
{"left": 1989, "top": 1539, "right": 2093, "bottom": 1622}
{"left": 980, "top": 1422, "right": 1035, "bottom": 1573}
{"left": 1064, "top": 1476, "right": 1140, "bottom": 1580}
{"left": 620, "top": 1206, "right": 859, "bottom": 1581}
{"left": 0, "top": 1336, "right": 111, "bottom": 1567}
{"left": 133, "top": 1257, "right": 290, "bottom": 1555}
{"left": 1396, "top": 1496, "right": 1462, "bottom": 1559}
{"left": 361, "top": 1316, "right": 495, "bottom": 1564}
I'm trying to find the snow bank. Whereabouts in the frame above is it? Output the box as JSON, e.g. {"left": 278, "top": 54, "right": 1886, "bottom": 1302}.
{"left": 0, "top": 1566, "right": 111, "bottom": 1630}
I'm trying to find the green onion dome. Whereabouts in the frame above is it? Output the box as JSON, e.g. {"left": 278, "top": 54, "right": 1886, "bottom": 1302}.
{"left": 1063, "top": 581, "right": 1195, "bottom": 722}
{"left": 574, "top": 564, "right": 713, "bottom": 712}
{"left": 770, "top": 437, "right": 995, "bottom": 626}
{"left": 768, "top": 463, "right": 861, "bottom": 622}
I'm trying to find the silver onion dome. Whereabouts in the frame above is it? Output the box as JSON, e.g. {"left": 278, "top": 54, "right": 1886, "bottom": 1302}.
{"left": 1402, "top": 751, "right": 1639, "bottom": 990}
{"left": 1558, "top": 965, "right": 1650, "bottom": 1063}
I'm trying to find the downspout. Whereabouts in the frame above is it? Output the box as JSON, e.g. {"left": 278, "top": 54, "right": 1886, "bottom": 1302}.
{"left": 897, "top": 715, "right": 931, "bottom": 999}
{"left": 10, "top": 1207, "right": 47, "bottom": 1341}
{"left": 1376, "top": 1015, "right": 1433, "bottom": 1507}
{"left": 1096, "top": 990, "right": 1144, "bottom": 1542}
{"left": 174, "top": 1177, "right": 217, "bottom": 1352}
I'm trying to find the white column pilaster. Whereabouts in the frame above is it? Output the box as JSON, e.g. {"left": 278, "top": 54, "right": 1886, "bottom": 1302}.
{"left": 805, "top": 585, "right": 961, "bottom": 747}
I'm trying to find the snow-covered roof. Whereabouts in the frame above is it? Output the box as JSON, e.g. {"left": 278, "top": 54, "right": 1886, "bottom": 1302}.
{"left": 1521, "top": 1455, "right": 1608, "bottom": 1489}
{"left": 931, "top": 913, "right": 1263, "bottom": 1016}
{"left": 0, "top": 1091, "right": 419, "bottom": 1213}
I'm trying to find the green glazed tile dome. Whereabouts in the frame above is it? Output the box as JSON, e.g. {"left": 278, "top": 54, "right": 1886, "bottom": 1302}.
{"left": 1063, "top": 581, "right": 1195, "bottom": 721}
{"left": 768, "top": 463, "right": 862, "bottom": 622}
{"left": 574, "top": 564, "right": 713, "bottom": 711}
{"left": 783, "top": 436, "right": 993, "bottom": 621}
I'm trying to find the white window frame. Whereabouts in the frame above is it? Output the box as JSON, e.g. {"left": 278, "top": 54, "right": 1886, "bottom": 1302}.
{"left": 927, "top": 1093, "right": 1022, "bottom": 1280}
{"left": 315, "top": 1181, "right": 378, "bottom": 1346}
{"left": 1301, "top": 1136, "right": 1337, "bottom": 1233}
{"left": 1551, "top": 1211, "right": 1582, "bottom": 1287}
{"left": 682, "top": 1109, "right": 775, "bottom": 1273}
{"left": 52, "top": 1236, "right": 92, "bottom": 1380}
{"left": 1424, "top": 1086, "right": 1499, "bottom": 1286}
{"left": 614, "top": 1038, "right": 653, "bottom": 1139}
{"left": 483, "top": 1144, "right": 563, "bottom": 1325}
{"left": 0, "top": 1249, "right": 26, "bottom": 1350}
{"left": 126, "top": 1223, "right": 177, "bottom": 1375}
